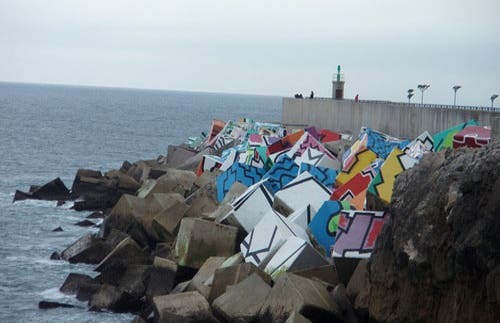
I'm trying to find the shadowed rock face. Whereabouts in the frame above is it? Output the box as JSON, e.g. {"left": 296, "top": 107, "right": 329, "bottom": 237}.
{"left": 368, "top": 140, "right": 500, "bottom": 323}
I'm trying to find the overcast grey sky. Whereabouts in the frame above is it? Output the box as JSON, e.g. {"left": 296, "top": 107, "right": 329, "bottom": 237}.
{"left": 1, "top": 0, "right": 499, "bottom": 106}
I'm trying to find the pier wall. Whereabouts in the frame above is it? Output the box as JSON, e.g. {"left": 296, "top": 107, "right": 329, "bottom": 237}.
{"left": 282, "top": 98, "right": 500, "bottom": 138}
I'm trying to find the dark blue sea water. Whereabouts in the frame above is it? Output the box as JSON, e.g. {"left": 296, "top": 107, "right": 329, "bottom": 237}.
{"left": 0, "top": 82, "right": 281, "bottom": 322}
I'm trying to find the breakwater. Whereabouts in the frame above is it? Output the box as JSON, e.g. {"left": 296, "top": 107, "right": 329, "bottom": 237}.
{"left": 282, "top": 97, "right": 500, "bottom": 139}
{"left": 13, "top": 113, "right": 499, "bottom": 322}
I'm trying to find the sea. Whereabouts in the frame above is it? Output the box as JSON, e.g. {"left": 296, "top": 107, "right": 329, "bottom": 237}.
{"left": 0, "top": 82, "right": 281, "bottom": 322}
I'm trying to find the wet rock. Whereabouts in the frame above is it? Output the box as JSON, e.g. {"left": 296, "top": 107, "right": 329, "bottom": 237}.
{"left": 130, "top": 315, "right": 147, "bottom": 323}
{"left": 60, "top": 233, "right": 109, "bottom": 264}
{"left": 74, "top": 219, "right": 95, "bottom": 227}
{"left": 89, "top": 284, "right": 140, "bottom": 313}
{"left": 152, "top": 242, "right": 172, "bottom": 259}
{"left": 60, "top": 273, "right": 95, "bottom": 294}
{"left": 95, "top": 237, "right": 151, "bottom": 273}
{"left": 87, "top": 211, "right": 104, "bottom": 219}
{"left": 153, "top": 291, "right": 217, "bottom": 322}
{"left": 52, "top": 226, "right": 63, "bottom": 232}
{"left": 213, "top": 273, "right": 272, "bottom": 322}
{"left": 146, "top": 257, "right": 178, "bottom": 300}
{"left": 14, "top": 177, "right": 70, "bottom": 202}
{"left": 175, "top": 218, "right": 238, "bottom": 269}
{"left": 259, "top": 273, "right": 342, "bottom": 322}
{"left": 71, "top": 169, "right": 103, "bottom": 197}
{"left": 38, "top": 301, "right": 76, "bottom": 309}
{"left": 57, "top": 200, "right": 65, "bottom": 206}
{"left": 208, "top": 262, "right": 272, "bottom": 304}
{"left": 368, "top": 140, "right": 500, "bottom": 322}
{"left": 50, "top": 251, "right": 61, "bottom": 260}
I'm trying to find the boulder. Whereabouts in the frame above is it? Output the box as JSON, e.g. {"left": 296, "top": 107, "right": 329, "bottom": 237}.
{"left": 52, "top": 226, "right": 63, "bottom": 232}
{"left": 146, "top": 257, "right": 178, "bottom": 300}
{"left": 368, "top": 139, "right": 500, "bottom": 322}
{"left": 208, "top": 263, "right": 272, "bottom": 304}
{"left": 177, "top": 147, "right": 216, "bottom": 172}
{"left": 71, "top": 169, "right": 103, "bottom": 197}
{"left": 212, "top": 273, "right": 272, "bottom": 322}
{"left": 152, "top": 291, "right": 216, "bottom": 322}
{"left": 259, "top": 273, "right": 342, "bottom": 322}
{"left": 175, "top": 218, "right": 238, "bottom": 269}
{"left": 50, "top": 251, "right": 61, "bottom": 260}
{"left": 187, "top": 257, "right": 226, "bottom": 298}
{"left": 184, "top": 182, "right": 219, "bottom": 218}
{"left": 116, "top": 264, "right": 151, "bottom": 300}
{"left": 87, "top": 211, "right": 104, "bottom": 219}
{"left": 150, "top": 194, "right": 189, "bottom": 242}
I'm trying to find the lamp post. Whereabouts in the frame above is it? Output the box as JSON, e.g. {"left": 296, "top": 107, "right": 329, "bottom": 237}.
{"left": 452, "top": 85, "right": 461, "bottom": 106}
{"left": 491, "top": 94, "right": 499, "bottom": 108}
{"left": 417, "top": 84, "right": 430, "bottom": 104}
{"left": 407, "top": 89, "right": 414, "bottom": 103}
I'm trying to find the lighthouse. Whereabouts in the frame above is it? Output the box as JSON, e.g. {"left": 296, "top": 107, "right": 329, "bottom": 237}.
{"left": 332, "top": 65, "right": 345, "bottom": 99}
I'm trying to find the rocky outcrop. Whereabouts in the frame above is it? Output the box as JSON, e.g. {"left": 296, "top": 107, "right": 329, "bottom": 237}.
{"left": 368, "top": 140, "right": 500, "bottom": 322}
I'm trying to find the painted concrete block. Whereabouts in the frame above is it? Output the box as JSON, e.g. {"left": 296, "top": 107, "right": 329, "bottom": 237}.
{"left": 368, "top": 148, "right": 418, "bottom": 204}
{"left": 196, "top": 155, "right": 223, "bottom": 177}
{"left": 216, "top": 162, "right": 267, "bottom": 202}
{"left": 336, "top": 148, "right": 378, "bottom": 187}
{"left": 267, "top": 130, "right": 305, "bottom": 155}
{"left": 319, "top": 129, "right": 341, "bottom": 143}
{"left": 287, "top": 132, "right": 336, "bottom": 162}
{"left": 287, "top": 204, "right": 316, "bottom": 230}
{"left": 362, "top": 128, "right": 409, "bottom": 160}
{"left": 453, "top": 125, "right": 491, "bottom": 148}
{"left": 229, "top": 181, "right": 274, "bottom": 232}
{"left": 432, "top": 119, "right": 478, "bottom": 151}
{"left": 331, "top": 159, "right": 383, "bottom": 208}
{"left": 333, "top": 210, "right": 387, "bottom": 258}
{"left": 262, "top": 155, "right": 299, "bottom": 195}
{"left": 403, "top": 131, "right": 434, "bottom": 159}
{"left": 308, "top": 201, "right": 349, "bottom": 256}
{"left": 298, "top": 163, "right": 338, "bottom": 189}
{"left": 273, "top": 171, "right": 331, "bottom": 215}
{"left": 240, "top": 209, "right": 308, "bottom": 267}
{"left": 264, "top": 236, "right": 328, "bottom": 279}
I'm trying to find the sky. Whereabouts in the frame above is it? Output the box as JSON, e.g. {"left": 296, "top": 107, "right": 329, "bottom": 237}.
{"left": 1, "top": 0, "right": 499, "bottom": 106}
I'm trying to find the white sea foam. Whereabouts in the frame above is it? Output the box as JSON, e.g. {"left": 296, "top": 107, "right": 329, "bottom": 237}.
{"left": 39, "top": 287, "right": 68, "bottom": 300}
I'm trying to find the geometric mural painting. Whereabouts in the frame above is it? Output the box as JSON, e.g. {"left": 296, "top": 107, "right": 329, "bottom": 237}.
{"left": 367, "top": 148, "right": 418, "bottom": 204}
{"left": 332, "top": 210, "right": 387, "bottom": 258}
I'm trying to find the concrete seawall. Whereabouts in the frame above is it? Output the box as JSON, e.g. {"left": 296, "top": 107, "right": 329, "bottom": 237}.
{"left": 282, "top": 98, "right": 500, "bottom": 138}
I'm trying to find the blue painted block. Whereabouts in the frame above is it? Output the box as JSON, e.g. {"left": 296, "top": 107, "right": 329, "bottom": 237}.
{"left": 262, "top": 155, "right": 299, "bottom": 194}
{"left": 299, "top": 163, "right": 337, "bottom": 189}
{"left": 216, "top": 162, "right": 267, "bottom": 202}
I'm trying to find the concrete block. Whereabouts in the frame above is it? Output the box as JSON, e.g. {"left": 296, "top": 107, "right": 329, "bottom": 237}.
{"left": 273, "top": 171, "right": 331, "bottom": 215}
{"left": 285, "top": 311, "right": 312, "bottom": 323}
{"left": 333, "top": 210, "right": 387, "bottom": 258}
{"left": 153, "top": 291, "right": 216, "bottom": 322}
{"left": 207, "top": 262, "right": 272, "bottom": 304}
{"left": 216, "top": 162, "right": 267, "bottom": 202}
{"left": 224, "top": 181, "right": 273, "bottom": 232}
{"left": 308, "top": 201, "right": 348, "bottom": 256}
{"left": 298, "top": 162, "right": 338, "bottom": 188}
{"left": 264, "top": 236, "right": 328, "bottom": 279}
{"left": 146, "top": 257, "right": 178, "bottom": 300}
{"left": 175, "top": 218, "right": 238, "bottom": 269}
{"left": 287, "top": 204, "right": 316, "bottom": 230}
{"left": 212, "top": 273, "right": 272, "bottom": 322}
{"left": 95, "top": 237, "right": 151, "bottom": 272}
{"left": 367, "top": 148, "right": 418, "bottom": 204}
{"left": 240, "top": 209, "right": 308, "bottom": 267}
{"left": 287, "top": 132, "right": 337, "bottom": 163}
{"left": 187, "top": 256, "right": 227, "bottom": 298}
{"left": 259, "top": 273, "right": 342, "bottom": 322}
{"left": 291, "top": 264, "right": 340, "bottom": 286}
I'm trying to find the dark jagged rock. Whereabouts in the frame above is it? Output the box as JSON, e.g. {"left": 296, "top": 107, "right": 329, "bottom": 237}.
{"left": 368, "top": 140, "right": 500, "bottom": 322}
{"left": 14, "top": 177, "right": 70, "bottom": 202}
{"left": 50, "top": 251, "right": 61, "bottom": 260}
{"left": 39, "top": 301, "right": 77, "bottom": 309}
{"left": 75, "top": 219, "right": 95, "bottom": 227}
{"left": 89, "top": 284, "right": 142, "bottom": 313}
{"left": 60, "top": 273, "right": 96, "bottom": 294}
{"left": 95, "top": 237, "right": 152, "bottom": 273}
{"left": 52, "top": 226, "right": 63, "bottom": 232}
{"left": 145, "top": 257, "right": 178, "bottom": 300}
{"left": 87, "top": 211, "right": 104, "bottom": 219}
